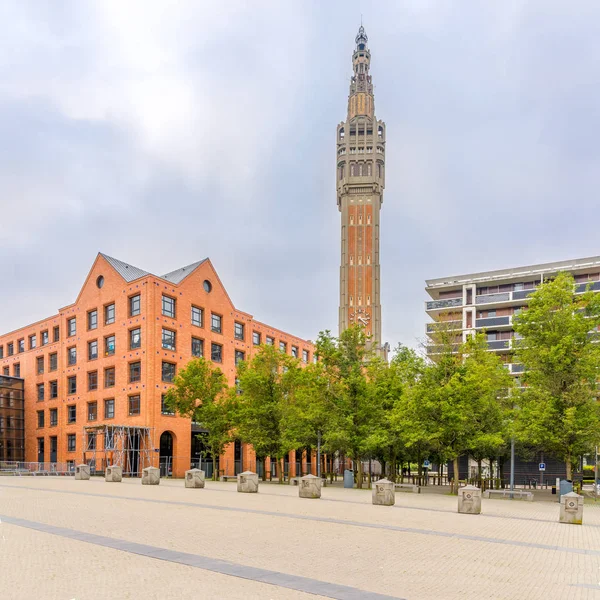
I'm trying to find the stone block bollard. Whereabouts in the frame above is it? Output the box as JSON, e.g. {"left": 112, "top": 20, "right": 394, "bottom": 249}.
{"left": 458, "top": 485, "right": 481, "bottom": 514}
{"left": 75, "top": 464, "right": 90, "bottom": 480}
{"left": 105, "top": 465, "right": 122, "bottom": 482}
{"left": 237, "top": 471, "right": 259, "bottom": 493}
{"left": 560, "top": 491, "right": 583, "bottom": 524}
{"left": 142, "top": 466, "right": 160, "bottom": 485}
{"left": 299, "top": 474, "right": 322, "bottom": 499}
{"left": 185, "top": 468, "right": 206, "bottom": 489}
{"left": 372, "top": 478, "right": 395, "bottom": 506}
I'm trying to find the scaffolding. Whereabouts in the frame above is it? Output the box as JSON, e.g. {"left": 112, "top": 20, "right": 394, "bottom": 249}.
{"left": 82, "top": 425, "right": 154, "bottom": 477}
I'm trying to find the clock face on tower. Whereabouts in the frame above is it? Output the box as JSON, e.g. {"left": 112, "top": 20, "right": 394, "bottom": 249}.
{"left": 349, "top": 309, "right": 371, "bottom": 327}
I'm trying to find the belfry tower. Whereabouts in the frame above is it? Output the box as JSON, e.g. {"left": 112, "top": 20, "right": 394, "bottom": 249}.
{"left": 337, "top": 26, "right": 386, "bottom": 354}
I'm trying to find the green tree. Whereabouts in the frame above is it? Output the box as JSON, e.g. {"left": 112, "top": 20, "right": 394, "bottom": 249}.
{"left": 513, "top": 272, "right": 600, "bottom": 478}
{"left": 234, "top": 344, "right": 301, "bottom": 482}
{"left": 164, "top": 358, "right": 233, "bottom": 479}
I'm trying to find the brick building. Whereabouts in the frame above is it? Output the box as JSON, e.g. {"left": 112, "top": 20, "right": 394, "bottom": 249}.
{"left": 0, "top": 253, "right": 314, "bottom": 477}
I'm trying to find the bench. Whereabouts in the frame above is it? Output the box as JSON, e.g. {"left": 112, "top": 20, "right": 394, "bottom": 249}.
{"left": 482, "top": 489, "right": 533, "bottom": 501}
{"left": 395, "top": 483, "right": 420, "bottom": 493}
{"left": 219, "top": 475, "right": 238, "bottom": 482}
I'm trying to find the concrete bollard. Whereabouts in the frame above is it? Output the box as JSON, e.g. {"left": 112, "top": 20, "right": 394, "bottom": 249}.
{"left": 105, "top": 465, "right": 122, "bottom": 482}
{"left": 185, "top": 468, "right": 206, "bottom": 489}
{"left": 237, "top": 471, "right": 259, "bottom": 493}
{"left": 560, "top": 491, "right": 583, "bottom": 524}
{"left": 458, "top": 485, "right": 481, "bottom": 514}
{"left": 372, "top": 478, "right": 395, "bottom": 506}
{"left": 299, "top": 474, "right": 322, "bottom": 499}
{"left": 75, "top": 464, "right": 90, "bottom": 480}
{"left": 142, "top": 466, "right": 160, "bottom": 485}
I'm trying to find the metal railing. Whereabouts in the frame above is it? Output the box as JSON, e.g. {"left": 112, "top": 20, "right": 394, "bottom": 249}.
{"left": 426, "top": 298, "right": 462, "bottom": 310}
{"left": 0, "top": 461, "right": 75, "bottom": 476}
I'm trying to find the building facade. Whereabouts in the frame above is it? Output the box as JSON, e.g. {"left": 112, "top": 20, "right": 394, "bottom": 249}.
{"left": 0, "top": 376, "right": 24, "bottom": 463}
{"left": 337, "top": 26, "right": 386, "bottom": 353}
{"left": 0, "top": 253, "right": 314, "bottom": 477}
{"left": 426, "top": 255, "right": 600, "bottom": 482}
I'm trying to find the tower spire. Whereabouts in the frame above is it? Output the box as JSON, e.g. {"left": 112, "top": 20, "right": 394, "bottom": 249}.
{"left": 336, "top": 27, "right": 386, "bottom": 356}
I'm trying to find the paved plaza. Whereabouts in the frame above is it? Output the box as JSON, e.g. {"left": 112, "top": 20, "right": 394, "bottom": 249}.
{"left": 1, "top": 478, "right": 600, "bottom": 599}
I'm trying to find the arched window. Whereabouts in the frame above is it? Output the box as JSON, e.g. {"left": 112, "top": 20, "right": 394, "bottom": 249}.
{"left": 350, "top": 215, "right": 354, "bottom": 224}
{"left": 339, "top": 127, "right": 345, "bottom": 140}
{"left": 338, "top": 163, "right": 345, "bottom": 180}
{"left": 358, "top": 214, "right": 363, "bottom": 224}
{"left": 367, "top": 214, "right": 371, "bottom": 225}
{"left": 378, "top": 125, "right": 383, "bottom": 138}
{"left": 367, "top": 162, "right": 372, "bottom": 176}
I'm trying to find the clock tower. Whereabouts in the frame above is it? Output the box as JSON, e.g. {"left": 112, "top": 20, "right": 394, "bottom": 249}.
{"left": 337, "top": 26, "right": 387, "bottom": 356}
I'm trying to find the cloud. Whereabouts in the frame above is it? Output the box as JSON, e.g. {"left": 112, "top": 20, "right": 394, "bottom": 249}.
{"left": 1, "top": 1, "right": 599, "bottom": 351}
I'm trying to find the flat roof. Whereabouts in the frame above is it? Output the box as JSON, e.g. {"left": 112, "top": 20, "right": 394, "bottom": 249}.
{"left": 426, "top": 255, "right": 600, "bottom": 289}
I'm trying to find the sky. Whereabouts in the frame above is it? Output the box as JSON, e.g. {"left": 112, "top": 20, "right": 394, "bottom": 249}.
{"left": 1, "top": 1, "right": 600, "bottom": 351}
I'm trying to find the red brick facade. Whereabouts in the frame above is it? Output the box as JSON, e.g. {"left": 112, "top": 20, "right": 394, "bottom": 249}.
{"left": 0, "top": 254, "right": 314, "bottom": 477}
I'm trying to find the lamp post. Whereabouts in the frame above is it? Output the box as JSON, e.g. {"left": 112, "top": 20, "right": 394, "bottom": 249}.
{"left": 509, "top": 437, "right": 515, "bottom": 499}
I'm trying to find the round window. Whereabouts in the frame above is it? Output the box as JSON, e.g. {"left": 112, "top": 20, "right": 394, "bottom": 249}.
{"left": 97, "top": 276, "right": 104, "bottom": 289}
{"left": 203, "top": 280, "right": 212, "bottom": 293}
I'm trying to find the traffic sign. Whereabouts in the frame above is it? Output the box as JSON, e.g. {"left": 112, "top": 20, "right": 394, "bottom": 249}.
{"left": 539, "top": 463, "right": 546, "bottom": 471}
{"left": 423, "top": 460, "right": 431, "bottom": 469}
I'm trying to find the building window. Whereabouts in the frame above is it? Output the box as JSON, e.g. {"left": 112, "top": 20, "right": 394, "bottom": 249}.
{"left": 36, "top": 356, "right": 44, "bottom": 374}
{"left": 67, "top": 318, "right": 76, "bottom": 337}
{"left": 88, "top": 402, "right": 97, "bottom": 421}
{"left": 18, "top": 339, "right": 24, "bottom": 353}
{"left": 129, "top": 361, "right": 141, "bottom": 383}
{"left": 13, "top": 364, "right": 20, "bottom": 377}
{"left": 279, "top": 341, "right": 287, "bottom": 354}
{"left": 234, "top": 322, "right": 245, "bottom": 341}
{"left": 41, "top": 330, "right": 49, "bottom": 346}
{"left": 2, "top": 367, "right": 8, "bottom": 376}
{"left": 302, "top": 349, "right": 309, "bottom": 363}
{"left": 7, "top": 342, "right": 13, "bottom": 356}
{"left": 88, "top": 340, "right": 98, "bottom": 360}
{"left": 88, "top": 310, "right": 98, "bottom": 330}
{"left": 67, "top": 434, "right": 76, "bottom": 452}
{"left": 50, "top": 408, "right": 57, "bottom": 427}
{"left": 291, "top": 346, "right": 298, "bottom": 358}
{"left": 104, "top": 399, "right": 115, "bottom": 419}
{"left": 49, "top": 353, "right": 57, "bottom": 371}
{"left": 105, "top": 335, "right": 115, "bottom": 356}
{"left": 29, "top": 334, "right": 37, "bottom": 349}
{"left": 211, "top": 343, "right": 223, "bottom": 363}
{"left": 162, "top": 362, "right": 176, "bottom": 382}
{"left": 37, "top": 410, "right": 44, "bottom": 428}
{"left": 129, "top": 294, "right": 141, "bottom": 317}
{"left": 128, "top": 395, "right": 141, "bottom": 416}
{"left": 129, "top": 328, "right": 141, "bottom": 350}
{"left": 252, "top": 332, "right": 261, "bottom": 345}
{"left": 37, "top": 383, "right": 45, "bottom": 401}
{"left": 191, "top": 305, "right": 203, "bottom": 327}
{"left": 68, "top": 346, "right": 77, "bottom": 365}
{"left": 88, "top": 371, "right": 98, "bottom": 391}
{"left": 161, "top": 394, "right": 174, "bottom": 416}
{"left": 104, "top": 368, "right": 115, "bottom": 388}
{"left": 162, "top": 295, "right": 176, "bottom": 318}
{"left": 49, "top": 380, "right": 58, "bottom": 399}
{"left": 104, "top": 303, "right": 115, "bottom": 325}
{"left": 87, "top": 432, "right": 96, "bottom": 450}
{"left": 191, "top": 337, "right": 204, "bottom": 358}
{"left": 67, "top": 405, "right": 76, "bottom": 424}
{"left": 162, "top": 329, "right": 176, "bottom": 351}
{"left": 266, "top": 336, "right": 274, "bottom": 346}
{"left": 53, "top": 326, "right": 60, "bottom": 342}
{"left": 0, "top": 346, "right": 3, "bottom": 359}
{"left": 235, "top": 350, "right": 245, "bottom": 366}
{"left": 211, "top": 314, "right": 222, "bottom": 334}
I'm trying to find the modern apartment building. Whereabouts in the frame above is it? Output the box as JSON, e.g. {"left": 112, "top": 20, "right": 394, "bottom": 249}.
{"left": 0, "top": 253, "right": 314, "bottom": 477}
{"left": 425, "top": 255, "right": 600, "bottom": 374}
{"left": 425, "top": 255, "right": 600, "bottom": 482}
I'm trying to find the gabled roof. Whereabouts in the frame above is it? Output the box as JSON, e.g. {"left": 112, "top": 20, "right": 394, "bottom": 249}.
{"left": 161, "top": 260, "right": 207, "bottom": 284}
{"left": 99, "top": 253, "right": 207, "bottom": 285}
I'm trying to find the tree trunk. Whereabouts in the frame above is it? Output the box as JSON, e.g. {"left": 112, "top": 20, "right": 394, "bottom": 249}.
{"left": 276, "top": 458, "right": 283, "bottom": 484}
{"left": 452, "top": 457, "right": 460, "bottom": 494}
{"left": 566, "top": 456, "right": 572, "bottom": 480}
{"left": 477, "top": 459, "right": 482, "bottom": 486}
{"left": 357, "top": 459, "right": 363, "bottom": 489}
{"left": 212, "top": 455, "right": 217, "bottom": 481}
{"left": 261, "top": 457, "right": 267, "bottom": 481}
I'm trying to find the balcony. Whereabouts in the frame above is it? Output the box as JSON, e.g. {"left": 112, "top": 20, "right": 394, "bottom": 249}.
{"left": 513, "top": 289, "right": 535, "bottom": 300}
{"left": 426, "top": 344, "right": 460, "bottom": 355}
{"left": 487, "top": 340, "right": 510, "bottom": 350}
{"left": 475, "top": 316, "right": 511, "bottom": 328}
{"left": 426, "top": 297, "right": 462, "bottom": 311}
{"left": 509, "top": 363, "right": 524, "bottom": 373}
{"left": 476, "top": 292, "right": 511, "bottom": 305}
{"left": 575, "top": 281, "right": 600, "bottom": 293}
{"left": 426, "top": 320, "right": 462, "bottom": 333}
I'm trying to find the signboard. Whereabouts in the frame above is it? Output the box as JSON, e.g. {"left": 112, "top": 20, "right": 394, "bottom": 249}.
{"left": 423, "top": 460, "right": 431, "bottom": 469}
{"left": 539, "top": 463, "right": 546, "bottom": 471}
